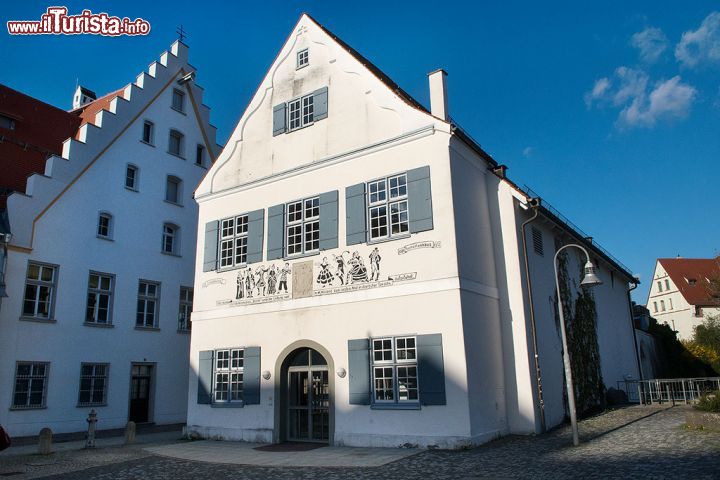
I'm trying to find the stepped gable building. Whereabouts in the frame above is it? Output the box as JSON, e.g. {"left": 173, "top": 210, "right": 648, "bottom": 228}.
{"left": 0, "top": 40, "right": 220, "bottom": 437}
{"left": 186, "top": 14, "right": 640, "bottom": 448}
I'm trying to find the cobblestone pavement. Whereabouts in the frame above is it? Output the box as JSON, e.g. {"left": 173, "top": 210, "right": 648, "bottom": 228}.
{"left": 2, "top": 405, "right": 719, "bottom": 479}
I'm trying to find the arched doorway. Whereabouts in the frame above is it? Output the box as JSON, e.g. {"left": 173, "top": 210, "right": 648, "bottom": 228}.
{"left": 282, "top": 347, "right": 330, "bottom": 443}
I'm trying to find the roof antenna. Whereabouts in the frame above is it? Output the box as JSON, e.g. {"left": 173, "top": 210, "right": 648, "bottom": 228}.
{"left": 176, "top": 25, "right": 188, "bottom": 42}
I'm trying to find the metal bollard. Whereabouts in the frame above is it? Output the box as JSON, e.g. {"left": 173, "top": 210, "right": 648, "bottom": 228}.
{"left": 85, "top": 409, "right": 98, "bottom": 448}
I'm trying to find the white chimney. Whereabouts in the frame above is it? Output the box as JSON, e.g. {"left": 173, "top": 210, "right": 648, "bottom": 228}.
{"left": 428, "top": 69, "right": 448, "bottom": 121}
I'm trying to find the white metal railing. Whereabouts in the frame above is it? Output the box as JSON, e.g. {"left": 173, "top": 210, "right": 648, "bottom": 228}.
{"left": 618, "top": 378, "right": 720, "bottom": 405}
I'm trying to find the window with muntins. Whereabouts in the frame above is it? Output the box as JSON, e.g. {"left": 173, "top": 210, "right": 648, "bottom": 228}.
{"left": 97, "top": 212, "right": 113, "bottom": 239}
{"left": 169, "top": 130, "right": 184, "bottom": 157}
{"left": 162, "top": 223, "right": 179, "bottom": 255}
{"left": 286, "top": 197, "right": 319, "bottom": 256}
{"left": 142, "top": 121, "right": 154, "bottom": 144}
{"left": 178, "top": 287, "right": 193, "bottom": 331}
{"left": 288, "top": 94, "right": 313, "bottom": 131}
{"left": 371, "top": 336, "right": 418, "bottom": 404}
{"left": 78, "top": 363, "right": 108, "bottom": 406}
{"left": 136, "top": 281, "right": 159, "bottom": 328}
{"left": 219, "top": 215, "right": 248, "bottom": 268}
{"left": 367, "top": 173, "right": 409, "bottom": 241}
{"left": 172, "top": 88, "right": 185, "bottom": 112}
{"left": 12, "top": 362, "right": 49, "bottom": 409}
{"left": 125, "top": 165, "right": 139, "bottom": 190}
{"left": 297, "top": 48, "right": 309, "bottom": 68}
{"left": 214, "top": 349, "right": 244, "bottom": 403}
{"left": 86, "top": 272, "right": 113, "bottom": 324}
{"left": 22, "top": 262, "right": 57, "bottom": 319}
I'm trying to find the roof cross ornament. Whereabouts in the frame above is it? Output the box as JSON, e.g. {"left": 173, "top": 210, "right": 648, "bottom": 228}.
{"left": 176, "top": 25, "right": 188, "bottom": 42}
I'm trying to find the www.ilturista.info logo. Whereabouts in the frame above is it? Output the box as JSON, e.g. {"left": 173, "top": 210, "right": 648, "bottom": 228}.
{"left": 7, "top": 7, "right": 151, "bottom": 36}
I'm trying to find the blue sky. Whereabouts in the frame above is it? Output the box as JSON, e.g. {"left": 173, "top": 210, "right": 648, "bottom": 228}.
{"left": 2, "top": 1, "right": 718, "bottom": 302}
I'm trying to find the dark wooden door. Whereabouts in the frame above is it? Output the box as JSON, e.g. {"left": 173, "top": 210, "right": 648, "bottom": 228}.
{"left": 129, "top": 364, "right": 152, "bottom": 423}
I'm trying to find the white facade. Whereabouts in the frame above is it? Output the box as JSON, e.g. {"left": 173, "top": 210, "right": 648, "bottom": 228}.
{"left": 186, "top": 15, "right": 639, "bottom": 449}
{"left": 646, "top": 260, "right": 720, "bottom": 340}
{"left": 0, "top": 41, "right": 219, "bottom": 437}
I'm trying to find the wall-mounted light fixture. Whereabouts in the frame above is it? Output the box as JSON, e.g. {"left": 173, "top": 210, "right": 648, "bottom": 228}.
{"left": 262, "top": 370, "right": 271, "bottom": 380}
{"left": 336, "top": 368, "right": 346, "bottom": 378}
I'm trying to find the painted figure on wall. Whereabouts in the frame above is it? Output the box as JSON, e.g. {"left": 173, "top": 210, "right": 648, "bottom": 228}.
{"left": 346, "top": 251, "right": 368, "bottom": 284}
{"left": 245, "top": 268, "right": 255, "bottom": 298}
{"left": 267, "top": 265, "right": 278, "bottom": 295}
{"left": 255, "top": 266, "right": 268, "bottom": 296}
{"left": 333, "top": 252, "right": 348, "bottom": 285}
{"left": 316, "top": 257, "right": 334, "bottom": 288}
{"left": 236, "top": 270, "right": 245, "bottom": 300}
{"left": 369, "top": 247, "right": 381, "bottom": 281}
{"left": 279, "top": 263, "right": 291, "bottom": 293}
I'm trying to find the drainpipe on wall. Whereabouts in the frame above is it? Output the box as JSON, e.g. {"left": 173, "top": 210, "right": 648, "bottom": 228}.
{"left": 519, "top": 200, "right": 546, "bottom": 433}
{"left": 627, "top": 280, "right": 643, "bottom": 381}
{"left": 0, "top": 232, "right": 11, "bottom": 312}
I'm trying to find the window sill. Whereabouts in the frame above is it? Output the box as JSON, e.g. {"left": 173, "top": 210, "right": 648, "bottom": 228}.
{"left": 218, "top": 263, "right": 248, "bottom": 273}
{"left": 84, "top": 322, "right": 114, "bottom": 328}
{"left": 367, "top": 233, "right": 412, "bottom": 246}
{"left": 370, "top": 403, "right": 421, "bottom": 410}
{"left": 135, "top": 326, "right": 160, "bottom": 332}
{"left": 296, "top": 63, "right": 309, "bottom": 70}
{"left": 285, "top": 121, "right": 315, "bottom": 134}
{"left": 77, "top": 403, "right": 107, "bottom": 408}
{"left": 19, "top": 316, "right": 56, "bottom": 324}
{"left": 194, "top": 162, "right": 207, "bottom": 169}
{"left": 140, "top": 140, "right": 155, "bottom": 148}
{"left": 211, "top": 402, "right": 244, "bottom": 408}
{"left": 96, "top": 235, "right": 114, "bottom": 242}
{"left": 284, "top": 250, "right": 320, "bottom": 261}
{"left": 10, "top": 405, "right": 47, "bottom": 411}
{"left": 167, "top": 152, "right": 186, "bottom": 160}
{"left": 125, "top": 186, "right": 139, "bottom": 193}
{"left": 171, "top": 107, "right": 187, "bottom": 115}
{"left": 164, "top": 200, "right": 184, "bottom": 207}
{"left": 161, "top": 251, "right": 182, "bottom": 258}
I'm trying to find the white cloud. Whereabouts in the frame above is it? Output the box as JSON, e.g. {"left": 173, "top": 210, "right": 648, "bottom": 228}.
{"left": 522, "top": 147, "right": 533, "bottom": 158}
{"left": 630, "top": 27, "right": 668, "bottom": 63}
{"left": 586, "top": 67, "right": 697, "bottom": 128}
{"left": 618, "top": 76, "right": 697, "bottom": 128}
{"left": 675, "top": 11, "right": 720, "bottom": 68}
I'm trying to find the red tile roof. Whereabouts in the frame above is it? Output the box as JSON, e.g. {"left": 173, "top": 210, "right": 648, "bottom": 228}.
{"left": 72, "top": 88, "right": 126, "bottom": 133}
{"left": 0, "top": 84, "right": 81, "bottom": 209}
{"left": 659, "top": 257, "right": 720, "bottom": 306}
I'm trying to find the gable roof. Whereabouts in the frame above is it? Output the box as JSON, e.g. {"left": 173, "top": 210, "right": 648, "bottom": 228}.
{"left": 658, "top": 257, "right": 720, "bottom": 306}
{"left": 0, "top": 84, "right": 82, "bottom": 209}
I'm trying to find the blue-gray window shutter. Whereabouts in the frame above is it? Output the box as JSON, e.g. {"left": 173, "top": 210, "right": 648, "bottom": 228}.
{"left": 345, "top": 183, "right": 366, "bottom": 246}
{"left": 407, "top": 166, "right": 433, "bottom": 233}
{"left": 273, "top": 103, "right": 287, "bottom": 136}
{"left": 319, "top": 190, "right": 338, "bottom": 250}
{"left": 348, "top": 339, "right": 371, "bottom": 405}
{"left": 197, "top": 350, "right": 214, "bottom": 404}
{"left": 203, "top": 221, "right": 219, "bottom": 272}
{"left": 417, "top": 333, "right": 446, "bottom": 405}
{"left": 244, "top": 346, "right": 261, "bottom": 405}
{"left": 313, "top": 87, "right": 328, "bottom": 120}
{"left": 246, "top": 209, "right": 264, "bottom": 264}
{"left": 267, "top": 204, "right": 285, "bottom": 260}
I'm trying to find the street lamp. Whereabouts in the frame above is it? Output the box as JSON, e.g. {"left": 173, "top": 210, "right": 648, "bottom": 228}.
{"left": 553, "top": 243, "right": 602, "bottom": 446}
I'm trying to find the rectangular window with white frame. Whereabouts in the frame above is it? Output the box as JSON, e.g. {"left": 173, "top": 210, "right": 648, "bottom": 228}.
{"left": 162, "top": 223, "right": 180, "bottom": 255}
{"left": 12, "top": 362, "right": 49, "bottom": 409}
{"left": 136, "top": 280, "right": 160, "bottom": 328}
{"left": 367, "top": 173, "right": 409, "bottom": 241}
{"left": 213, "top": 348, "right": 244, "bottom": 403}
{"left": 85, "top": 272, "right": 114, "bottom": 325}
{"left": 219, "top": 214, "right": 248, "bottom": 268}
{"left": 169, "top": 129, "right": 184, "bottom": 157}
{"left": 371, "top": 336, "right": 418, "bottom": 404}
{"left": 125, "top": 164, "right": 139, "bottom": 191}
{"left": 22, "top": 261, "right": 57, "bottom": 320}
{"left": 286, "top": 197, "right": 319, "bottom": 256}
{"left": 97, "top": 212, "right": 113, "bottom": 239}
{"left": 171, "top": 88, "right": 185, "bottom": 113}
{"left": 178, "top": 286, "right": 193, "bottom": 332}
{"left": 297, "top": 48, "right": 309, "bottom": 69}
{"left": 77, "top": 363, "right": 108, "bottom": 406}
{"left": 288, "top": 94, "right": 314, "bottom": 131}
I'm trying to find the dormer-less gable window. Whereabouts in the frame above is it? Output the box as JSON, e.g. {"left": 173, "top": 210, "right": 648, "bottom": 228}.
{"left": 297, "top": 48, "right": 309, "bottom": 69}
{"left": 169, "top": 130, "right": 185, "bottom": 157}
{"left": 172, "top": 88, "right": 185, "bottom": 113}
{"left": 272, "top": 87, "right": 328, "bottom": 136}
{"left": 142, "top": 121, "right": 154, "bottom": 144}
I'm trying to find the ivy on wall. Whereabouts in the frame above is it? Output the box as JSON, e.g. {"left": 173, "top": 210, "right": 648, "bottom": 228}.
{"left": 554, "top": 250, "right": 606, "bottom": 417}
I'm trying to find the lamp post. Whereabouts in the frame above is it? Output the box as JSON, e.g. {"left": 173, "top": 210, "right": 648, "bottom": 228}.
{"left": 554, "top": 243, "right": 602, "bottom": 446}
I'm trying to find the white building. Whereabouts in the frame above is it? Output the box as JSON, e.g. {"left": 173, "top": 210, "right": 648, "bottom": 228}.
{"left": 0, "top": 41, "right": 219, "bottom": 437}
{"left": 646, "top": 257, "right": 720, "bottom": 340}
{"left": 186, "top": 14, "right": 640, "bottom": 448}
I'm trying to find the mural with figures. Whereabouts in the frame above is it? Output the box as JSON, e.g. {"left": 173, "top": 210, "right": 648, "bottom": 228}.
{"left": 210, "top": 242, "right": 440, "bottom": 307}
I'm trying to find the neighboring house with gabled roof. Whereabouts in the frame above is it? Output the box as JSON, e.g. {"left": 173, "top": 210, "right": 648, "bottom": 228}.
{"left": 646, "top": 257, "right": 720, "bottom": 340}
{"left": 0, "top": 40, "right": 220, "bottom": 437}
{"left": 187, "top": 14, "right": 640, "bottom": 448}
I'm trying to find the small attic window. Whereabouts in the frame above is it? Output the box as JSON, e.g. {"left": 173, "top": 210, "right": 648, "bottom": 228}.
{"left": 297, "top": 49, "right": 309, "bottom": 69}
{"left": 172, "top": 89, "right": 185, "bottom": 113}
{"left": 686, "top": 277, "right": 697, "bottom": 286}
{"left": 0, "top": 114, "right": 16, "bottom": 130}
